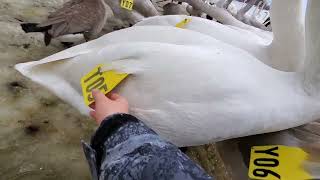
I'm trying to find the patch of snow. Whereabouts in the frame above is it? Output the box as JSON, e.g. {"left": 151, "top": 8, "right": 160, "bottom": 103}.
{"left": 0, "top": 0, "right": 95, "bottom": 179}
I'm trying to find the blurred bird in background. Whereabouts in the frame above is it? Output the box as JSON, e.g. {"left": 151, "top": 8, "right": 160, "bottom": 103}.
{"left": 21, "top": 0, "right": 113, "bottom": 45}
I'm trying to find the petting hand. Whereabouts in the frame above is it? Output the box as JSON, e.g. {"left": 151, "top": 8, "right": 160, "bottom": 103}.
{"left": 90, "top": 89, "right": 129, "bottom": 125}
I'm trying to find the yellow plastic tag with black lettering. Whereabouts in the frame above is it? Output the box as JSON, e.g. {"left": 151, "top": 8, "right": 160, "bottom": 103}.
{"left": 81, "top": 64, "right": 128, "bottom": 106}
{"left": 120, "top": 0, "right": 134, "bottom": 10}
{"left": 248, "top": 145, "right": 312, "bottom": 180}
{"left": 175, "top": 18, "right": 192, "bottom": 28}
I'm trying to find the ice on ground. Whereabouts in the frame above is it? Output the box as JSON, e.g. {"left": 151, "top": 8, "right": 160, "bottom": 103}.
{"left": 0, "top": 0, "right": 96, "bottom": 179}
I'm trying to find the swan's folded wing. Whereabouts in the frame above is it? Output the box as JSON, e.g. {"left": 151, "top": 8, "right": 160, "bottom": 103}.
{"left": 17, "top": 26, "right": 220, "bottom": 66}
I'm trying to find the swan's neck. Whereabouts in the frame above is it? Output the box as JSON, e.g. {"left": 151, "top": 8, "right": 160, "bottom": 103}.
{"left": 303, "top": 0, "right": 320, "bottom": 96}
{"left": 269, "top": 0, "right": 305, "bottom": 71}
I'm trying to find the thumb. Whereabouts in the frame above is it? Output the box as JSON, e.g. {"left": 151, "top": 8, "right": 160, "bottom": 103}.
{"left": 108, "top": 93, "right": 122, "bottom": 101}
{"left": 92, "top": 89, "right": 109, "bottom": 104}
{"left": 89, "top": 110, "right": 97, "bottom": 120}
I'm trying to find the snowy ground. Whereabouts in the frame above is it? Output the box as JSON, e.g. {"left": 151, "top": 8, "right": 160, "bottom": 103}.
{"left": 0, "top": 0, "right": 96, "bottom": 179}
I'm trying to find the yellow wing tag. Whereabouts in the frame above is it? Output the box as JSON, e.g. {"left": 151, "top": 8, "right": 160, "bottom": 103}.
{"left": 81, "top": 64, "right": 128, "bottom": 106}
{"left": 120, "top": 0, "right": 134, "bottom": 10}
{"left": 248, "top": 145, "right": 312, "bottom": 180}
{"left": 175, "top": 18, "right": 192, "bottom": 28}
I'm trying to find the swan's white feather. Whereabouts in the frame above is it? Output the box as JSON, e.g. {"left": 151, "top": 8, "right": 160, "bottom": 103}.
{"left": 15, "top": 26, "right": 319, "bottom": 146}
{"left": 136, "top": 4, "right": 305, "bottom": 72}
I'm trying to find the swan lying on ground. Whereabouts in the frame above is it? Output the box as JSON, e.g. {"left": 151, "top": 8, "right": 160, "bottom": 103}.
{"left": 137, "top": 0, "right": 305, "bottom": 71}
{"left": 15, "top": 0, "right": 319, "bottom": 147}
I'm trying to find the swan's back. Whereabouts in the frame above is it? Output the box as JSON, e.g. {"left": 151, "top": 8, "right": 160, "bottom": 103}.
{"left": 16, "top": 25, "right": 316, "bottom": 146}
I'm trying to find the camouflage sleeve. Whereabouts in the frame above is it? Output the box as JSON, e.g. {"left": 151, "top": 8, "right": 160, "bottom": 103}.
{"left": 82, "top": 114, "right": 213, "bottom": 180}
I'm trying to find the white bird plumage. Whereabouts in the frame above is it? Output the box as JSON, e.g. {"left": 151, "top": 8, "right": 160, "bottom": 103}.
{"left": 15, "top": 0, "right": 320, "bottom": 147}
{"left": 137, "top": 0, "right": 305, "bottom": 72}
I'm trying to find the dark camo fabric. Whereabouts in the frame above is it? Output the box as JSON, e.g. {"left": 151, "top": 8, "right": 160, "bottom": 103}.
{"left": 82, "top": 114, "right": 213, "bottom": 180}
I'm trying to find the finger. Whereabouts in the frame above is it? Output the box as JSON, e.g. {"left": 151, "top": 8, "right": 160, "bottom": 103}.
{"left": 92, "top": 89, "right": 109, "bottom": 104}
{"left": 107, "top": 92, "right": 121, "bottom": 101}
{"left": 90, "top": 111, "right": 101, "bottom": 125}
{"left": 89, "top": 110, "right": 97, "bottom": 120}
{"left": 108, "top": 93, "right": 128, "bottom": 105}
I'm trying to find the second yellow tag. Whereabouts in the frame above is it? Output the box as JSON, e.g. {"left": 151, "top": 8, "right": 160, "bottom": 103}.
{"left": 248, "top": 145, "right": 312, "bottom": 180}
{"left": 81, "top": 64, "right": 128, "bottom": 106}
{"left": 120, "top": 0, "right": 134, "bottom": 10}
{"left": 175, "top": 18, "right": 192, "bottom": 28}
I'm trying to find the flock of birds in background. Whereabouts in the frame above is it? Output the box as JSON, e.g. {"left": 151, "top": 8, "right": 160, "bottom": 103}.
{"left": 20, "top": 0, "right": 272, "bottom": 46}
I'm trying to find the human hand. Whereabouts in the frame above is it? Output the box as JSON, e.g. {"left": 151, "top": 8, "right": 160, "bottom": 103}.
{"left": 89, "top": 90, "right": 129, "bottom": 125}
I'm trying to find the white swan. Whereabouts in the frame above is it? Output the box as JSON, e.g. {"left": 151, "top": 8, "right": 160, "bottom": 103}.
{"left": 15, "top": 0, "right": 319, "bottom": 147}
{"left": 136, "top": 0, "right": 305, "bottom": 71}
